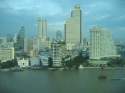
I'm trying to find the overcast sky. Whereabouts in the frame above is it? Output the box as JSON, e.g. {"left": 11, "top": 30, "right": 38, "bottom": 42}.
{"left": 0, "top": 0, "right": 125, "bottom": 40}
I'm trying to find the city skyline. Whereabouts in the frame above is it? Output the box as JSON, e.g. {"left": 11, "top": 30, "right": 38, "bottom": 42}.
{"left": 0, "top": 0, "right": 125, "bottom": 41}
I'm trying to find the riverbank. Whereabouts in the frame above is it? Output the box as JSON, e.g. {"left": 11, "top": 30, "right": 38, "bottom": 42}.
{"left": 0, "top": 66, "right": 125, "bottom": 72}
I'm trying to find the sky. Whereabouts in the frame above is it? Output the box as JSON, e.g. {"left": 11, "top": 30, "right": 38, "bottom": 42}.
{"left": 0, "top": 0, "right": 125, "bottom": 41}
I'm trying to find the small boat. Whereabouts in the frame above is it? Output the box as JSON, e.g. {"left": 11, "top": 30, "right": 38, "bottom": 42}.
{"left": 98, "top": 75, "right": 107, "bottom": 80}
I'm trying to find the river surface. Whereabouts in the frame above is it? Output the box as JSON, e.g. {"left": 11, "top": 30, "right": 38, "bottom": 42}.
{"left": 0, "top": 68, "right": 125, "bottom": 93}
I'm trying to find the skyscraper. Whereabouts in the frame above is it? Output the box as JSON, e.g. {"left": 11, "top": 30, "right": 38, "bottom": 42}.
{"left": 36, "top": 17, "right": 49, "bottom": 51}
{"left": 65, "top": 5, "right": 82, "bottom": 50}
{"left": 90, "top": 26, "right": 118, "bottom": 60}
{"left": 37, "top": 17, "right": 47, "bottom": 40}
{"left": 56, "top": 30, "right": 62, "bottom": 41}
{"left": 15, "top": 26, "right": 25, "bottom": 52}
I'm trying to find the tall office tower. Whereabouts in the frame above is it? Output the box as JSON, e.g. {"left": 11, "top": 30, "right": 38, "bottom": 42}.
{"left": 37, "top": 17, "right": 47, "bottom": 40}
{"left": 15, "top": 26, "right": 25, "bottom": 52}
{"left": 37, "top": 17, "right": 49, "bottom": 52}
{"left": 90, "top": 26, "right": 118, "bottom": 60}
{"left": 56, "top": 30, "right": 62, "bottom": 41}
{"left": 65, "top": 4, "right": 82, "bottom": 50}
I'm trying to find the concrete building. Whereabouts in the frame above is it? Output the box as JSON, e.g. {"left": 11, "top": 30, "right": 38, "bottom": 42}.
{"left": 65, "top": 5, "right": 82, "bottom": 50}
{"left": 36, "top": 17, "right": 49, "bottom": 52}
{"left": 39, "top": 50, "right": 50, "bottom": 66}
{"left": 51, "top": 40, "right": 62, "bottom": 67}
{"left": 0, "top": 48, "right": 14, "bottom": 62}
{"left": 0, "top": 37, "right": 7, "bottom": 44}
{"left": 14, "top": 26, "right": 26, "bottom": 58}
{"left": 90, "top": 26, "right": 118, "bottom": 60}
{"left": 56, "top": 30, "right": 63, "bottom": 41}
{"left": 17, "top": 58, "right": 29, "bottom": 68}
{"left": 37, "top": 17, "right": 47, "bottom": 40}
{"left": 0, "top": 41, "right": 14, "bottom": 62}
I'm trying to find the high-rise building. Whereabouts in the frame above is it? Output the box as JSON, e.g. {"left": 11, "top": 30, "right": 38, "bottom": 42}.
{"left": 56, "top": 30, "right": 62, "bottom": 41}
{"left": 51, "top": 40, "right": 62, "bottom": 67}
{"left": 37, "top": 17, "right": 49, "bottom": 52}
{"left": 65, "top": 5, "right": 82, "bottom": 50}
{"left": 90, "top": 26, "right": 118, "bottom": 60}
{"left": 37, "top": 17, "right": 47, "bottom": 40}
{"left": 15, "top": 26, "right": 25, "bottom": 52}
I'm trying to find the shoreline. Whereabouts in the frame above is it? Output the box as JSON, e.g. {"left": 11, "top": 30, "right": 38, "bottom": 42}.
{"left": 0, "top": 66, "right": 125, "bottom": 72}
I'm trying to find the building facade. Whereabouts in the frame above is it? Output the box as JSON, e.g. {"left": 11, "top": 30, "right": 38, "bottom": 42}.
{"left": 65, "top": 5, "right": 82, "bottom": 50}
{"left": 90, "top": 26, "right": 118, "bottom": 60}
{"left": 36, "top": 17, "right": 49, "bottom": 52}
{"left": 17, "top": 58, "right": 29, "bottom": 68}
{"left": 0, "top": 41, "right": 14, "bottom": 62}
{"left": 51, "top": 41, "right": 62, "bottom": 67}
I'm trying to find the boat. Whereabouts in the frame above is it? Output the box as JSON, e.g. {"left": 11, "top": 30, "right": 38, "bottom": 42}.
{"left": 98, "top": 75, "right": 107, "bottom": 80}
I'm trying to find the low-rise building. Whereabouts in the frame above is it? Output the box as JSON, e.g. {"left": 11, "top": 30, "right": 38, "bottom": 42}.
{"left": 17, "top": 58, "right": 29, "bottom": 68}
{"left": 0, "top": 41, "right": 14, "bottom": 63}
{"left": 0, "top": 47, "right": 14, "bottom": 62}
{"left": 39, "top": 49, "right": 50, "bottom": 66}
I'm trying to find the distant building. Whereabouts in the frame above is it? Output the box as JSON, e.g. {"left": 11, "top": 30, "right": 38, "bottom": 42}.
{"left": 0, "top": 37, "right": 7, "bottom": 44}
{"left": 15, "top": 26, "right": 26, "bottom": 53}
{"left": 0, "top": 41, "right": 14, "bottom": 62}
{"left": 65, "top": 5, "right": 82, "bottom": 50}
{"left": 56, "top": 30, "right": 63, "bottom": 41}
{"left": 37, "top": 17, "right": 47, "bottom": 40}
{"left": 17, "top": 58, "right": 29, "bottom": 68}
{"left": 115, "top": 41, "right": 125, "bottom": 57}
{"left": 39, "top": 49, "right": 50, "bottom": 66}
{"left": 51, "top": 40, "right": 62, "bottom": 67}
{"left": 36, "top": 17, "right": 49, "bottom": 52}
{"left": 90, "top": 26, "right": 118, "bottom": 60}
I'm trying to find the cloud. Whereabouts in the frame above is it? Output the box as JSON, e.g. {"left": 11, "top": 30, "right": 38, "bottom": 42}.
{"left": 95, "top": 15, "right": 112, "bottom": 21}
{"left": 114, "top": 15, "right": 125, "bottom": 21}
{"left": 0, "top": 0, "right": 63, "bottom": 16}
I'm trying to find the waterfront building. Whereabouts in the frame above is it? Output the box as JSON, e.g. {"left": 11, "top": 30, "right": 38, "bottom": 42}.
{"left": 51, "top": 40, "right": 62, "bottom": 67}
{"left": 90, "top": 26, "right": 118, "bottom": 60}
{"left": 0, "top": 41, "right": 14, "bottom": 62}
{"left": 65, "top": 5, "right": 82, "bottom": 50}
{"left": 17, "top": 58, "right": 29, "bottom": 68}
{"left": 39, "top": 49, "right": 50, "bottom": 66}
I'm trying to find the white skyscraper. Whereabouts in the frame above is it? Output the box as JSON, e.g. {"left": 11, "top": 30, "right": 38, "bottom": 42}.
{"left": 37, "top": 17, "right": 47, "bottom": 40}
{"left": 65, "top": 5, "right": 82, "bottom": 50}
{"left": 36, "top": 17, "right": 49, "bottom": 52}
{"left": 90, "top": 26, "right": 118, "bottom": 60}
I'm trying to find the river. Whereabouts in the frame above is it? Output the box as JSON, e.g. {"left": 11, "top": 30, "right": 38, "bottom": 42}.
{"left": 0, "top": 68, "right": 125, "bottom": 93}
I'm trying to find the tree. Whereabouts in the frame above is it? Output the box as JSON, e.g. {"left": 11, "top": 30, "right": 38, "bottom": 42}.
{"left": 48, "top": 57, "right": 53, "bottom": 67}
{"left": 39, "top": 59, "right": 42, "bottom": 67}
{"left": 107, "top": 57, "right": 125, "bottom": 67}
{"left": 0, "top": 59, "right": 18, "bottom": 69}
